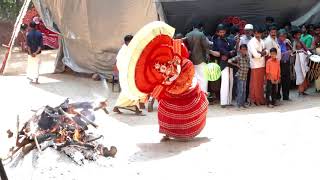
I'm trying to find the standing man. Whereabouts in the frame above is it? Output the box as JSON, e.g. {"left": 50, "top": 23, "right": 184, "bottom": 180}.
{"left": 228, "top": 25, "right": 240, "bottom": 50}
{"left": 265, "top": 16, "right": 275, "bottom": 27}
{"left": 312, "top": 24, "right": 320, "bottom": 92}
{"left": 277, "top": 29, "right": 292, "bottom": 100}
{"left": 213, "top": 24, "right": 236, "bottom": 108}
{"left": 240, "top": 24, "right": 254, "bottom": 104}
{"left": 312, "top": 24, "right": 320, "bottom": 53}
{"left": 113, "top": 35, "right": 145, "bottom": 115}
{"left": 300, "top": 25, "right": 313, "bottom": 49}
{"left": 264, "top": 16, "right": 275, "bottom": 36}
{"left": 26, "top": 21, "right": 43, "bottom": 84}
{"left": 292, "top": 28, "right": 309, "bottom": 96}
{"left": 247, "top": 26, "right": 268, "bottom": 105}
{"left": 239, "top": 24, "right": 254, "bottom": 46}
{"left": 185, "top": 22, "right": 211, "bottom": 93}
{"left": 264, "top": 26, "right": 281, "bottom": 61}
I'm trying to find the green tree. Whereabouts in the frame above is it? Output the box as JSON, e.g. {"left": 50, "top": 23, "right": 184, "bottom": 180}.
{"left": 0, "top": 0, "right": 24, "bottom": 21}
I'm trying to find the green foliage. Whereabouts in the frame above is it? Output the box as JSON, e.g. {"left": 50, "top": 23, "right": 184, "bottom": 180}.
{"left": 0, "top": 0, "right": 24, "bottom": 21}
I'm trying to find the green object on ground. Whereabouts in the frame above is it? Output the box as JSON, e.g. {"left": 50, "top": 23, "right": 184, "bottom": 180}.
{"left": 205, "top": 63, "right": 221, "bottom": 81}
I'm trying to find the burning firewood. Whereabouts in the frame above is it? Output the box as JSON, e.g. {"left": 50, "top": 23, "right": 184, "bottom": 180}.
{"left": 4, "top": 99, "right": 116, "bottom": 166}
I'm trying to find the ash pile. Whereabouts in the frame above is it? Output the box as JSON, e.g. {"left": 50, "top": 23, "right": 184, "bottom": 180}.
{"left": 4, "top": 99, "right": 116, "bottom": 166}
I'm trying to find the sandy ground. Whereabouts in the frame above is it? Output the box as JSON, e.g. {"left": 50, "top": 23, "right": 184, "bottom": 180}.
{"left": 1, "top": 48, "right": 320, "bottom": 179}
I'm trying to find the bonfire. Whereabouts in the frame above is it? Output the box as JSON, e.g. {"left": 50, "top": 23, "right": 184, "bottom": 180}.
{"left": 4, "top": 99, "right": 116, "bottom": 166}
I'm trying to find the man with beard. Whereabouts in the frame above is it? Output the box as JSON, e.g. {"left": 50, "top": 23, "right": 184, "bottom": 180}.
{"left": 264, "top": 26, "right": 281, "bottom": 61}
{"left": 240, "top": 24, "right": 254, "bottom": 46}
{"left": 247, "top": 26, "right": 268, "bottom": 105}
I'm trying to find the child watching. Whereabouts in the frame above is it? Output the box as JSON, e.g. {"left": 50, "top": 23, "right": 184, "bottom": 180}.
{"left": 228, "top": 44, "right": 250, "bottom": 108}
{"left": 266, "top": 48, "right": 281, "bottom": 108}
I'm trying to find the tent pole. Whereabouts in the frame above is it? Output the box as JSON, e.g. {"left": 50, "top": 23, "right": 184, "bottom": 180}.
{"left": 154, "top": 1, "right": 167, "bottom": 23}
{"left": 0, "top": 0, "right": 32, "bottom": 74}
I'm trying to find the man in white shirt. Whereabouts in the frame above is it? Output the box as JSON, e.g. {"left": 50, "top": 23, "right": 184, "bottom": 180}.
{"left": 264, "top": 26, "right": 281, "bottom": 60}
{"left": 247, "top": 26, "right": 268, "bottom": 105}
{"left": 239, "top": 24, "right": 254, "bottom": 46}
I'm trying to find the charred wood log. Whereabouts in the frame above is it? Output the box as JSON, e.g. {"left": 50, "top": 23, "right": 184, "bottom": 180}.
{"left": 22, "top": 142, "right": 36, "bottom": 155}
{"left": 85, "top": 135, "right": 103, "bottom": 143}
{"left": 6, "top": 130, "right": 13, "bottom": 138}
{"left": 74, "top": 110, "right": 98, "bottom": 128}
{"left": 97, "top": 145, "right": 117, "bottom": 158}
{"left": 61, "top": 147, "right": 85, "bottom": 166}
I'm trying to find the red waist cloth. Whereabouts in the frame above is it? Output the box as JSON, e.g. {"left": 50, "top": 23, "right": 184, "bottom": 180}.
{"left": 158, "top": 85, "right": 208, "bottom": 139}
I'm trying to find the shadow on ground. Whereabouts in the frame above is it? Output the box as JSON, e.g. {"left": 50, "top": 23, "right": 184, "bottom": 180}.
{"left": 129, "top": 137, "right": 210, "bottom": 162}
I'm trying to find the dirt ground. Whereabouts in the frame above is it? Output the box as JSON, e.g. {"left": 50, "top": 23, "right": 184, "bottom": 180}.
{"left": 1, "top": 48, "right": 320, "bottom": 179}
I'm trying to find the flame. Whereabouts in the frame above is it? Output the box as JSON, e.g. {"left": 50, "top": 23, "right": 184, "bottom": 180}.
{"left": 73, "top": 129, "right": 81, "bottom": 142}
{"left": 54, "top": 128, "right": 67, "bottom": 143}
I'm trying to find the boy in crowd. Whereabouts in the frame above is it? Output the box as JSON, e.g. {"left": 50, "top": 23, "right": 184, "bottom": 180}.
{"left": 228, "top": 44, "right": 250, "bottom": 109}
{"left": 266, "top": 48, "right": 281, "bottom": 108}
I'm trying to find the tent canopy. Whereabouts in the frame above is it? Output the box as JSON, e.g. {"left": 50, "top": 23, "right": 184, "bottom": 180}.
{"left": 32, "top": 0, "right": 320, "bottom": 78}
{"left": 157, "top": 0, "right": 320, "bottom": 34}
{"left": 33, "top": 0, "right": 158, "bottom": 78}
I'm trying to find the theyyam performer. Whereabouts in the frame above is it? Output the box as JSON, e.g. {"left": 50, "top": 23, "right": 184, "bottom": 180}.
{"left": 122, "top": 21, "right": 209, "bottom": 141}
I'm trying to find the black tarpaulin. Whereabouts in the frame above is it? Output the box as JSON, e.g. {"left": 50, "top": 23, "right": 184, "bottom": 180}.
{"left": 157, "top": 0, "right": 320, "bottom": 34}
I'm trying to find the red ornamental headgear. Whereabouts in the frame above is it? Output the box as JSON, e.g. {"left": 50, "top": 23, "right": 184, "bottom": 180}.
{"left": 124, "top": 21, "right": 194, "bottom": 99}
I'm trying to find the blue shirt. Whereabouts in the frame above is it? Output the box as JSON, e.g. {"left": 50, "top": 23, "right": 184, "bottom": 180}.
{"left": 278, "top": 40, "right": 289, "bottom": 63}
{"left": 212, "top": 35, "right": 235, "bottom": 70}
{"left": 27, "top": 29, "right": 43, "bottom": 54}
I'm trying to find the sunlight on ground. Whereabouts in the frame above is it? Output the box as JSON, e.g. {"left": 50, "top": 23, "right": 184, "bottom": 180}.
{"left": 1, "top": 47, "right": 320, "bottom": 179}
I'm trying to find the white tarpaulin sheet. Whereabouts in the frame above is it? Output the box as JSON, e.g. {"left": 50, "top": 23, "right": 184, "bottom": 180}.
{"left": 33, "top": 0, "right": 158, "bottom": 78}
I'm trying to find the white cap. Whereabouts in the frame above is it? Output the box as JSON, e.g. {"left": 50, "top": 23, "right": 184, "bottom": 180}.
{"left": 244, "top": 24, "right": 253, "bottom": 30}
